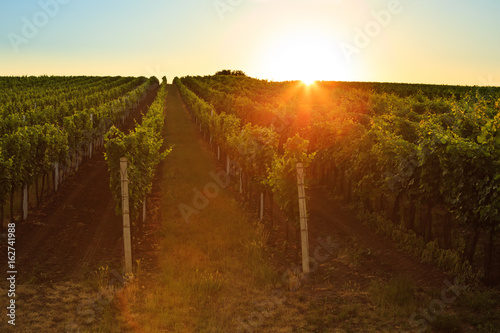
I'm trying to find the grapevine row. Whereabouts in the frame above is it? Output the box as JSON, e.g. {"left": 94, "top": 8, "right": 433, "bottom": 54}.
{"left": 105, "top": 77, "right": 171, "bottom": 225}
{"left": 174, "top": 77, "right": 314, "bottom": 242}
{"left": 0, "top": 76, "right": 157, "bottom": 226}
{"left": 176, "top": 74, "right": 500, "bottom": 283}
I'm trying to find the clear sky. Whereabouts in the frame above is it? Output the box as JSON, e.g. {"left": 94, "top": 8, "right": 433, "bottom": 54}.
{"left": 0, "top": 0, "right": 499, "bottom": 86}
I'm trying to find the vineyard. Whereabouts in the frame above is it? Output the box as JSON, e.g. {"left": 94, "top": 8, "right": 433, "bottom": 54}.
{"left": 0, "top": 75, "right": 158, "bottom": 225}
{"left": 1, "top": 74, "right": 499, "bottom": 332}
{"left": 175, "top": 74, "right": 500, "bottom": 284}
{"left": 105, "top": 77, "right": 170, "bottom": 231}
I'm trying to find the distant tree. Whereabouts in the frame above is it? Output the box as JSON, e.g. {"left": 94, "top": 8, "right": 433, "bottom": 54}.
{"left": 231, "top": 70, "right": 247, "bottom": 77}
{"left": 215, "top": 69, "right": 232, "bottom": 76}
{"left": 215, "top": 69, "right": 247, "bottom": 77}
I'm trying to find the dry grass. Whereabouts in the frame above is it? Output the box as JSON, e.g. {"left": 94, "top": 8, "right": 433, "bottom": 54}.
{"left": 0, "top": 280, "right": 116, "bottom": 332}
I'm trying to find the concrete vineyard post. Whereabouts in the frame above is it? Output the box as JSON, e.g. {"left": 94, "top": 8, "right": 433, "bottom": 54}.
{"left": 23, "top": 185, "right": 28, "bottom": 220}
{"left": 296, "top": 163, "right": 310, "bottom": 274}
{"left": 120, "top": 157, "right": 133, "bottom": 275}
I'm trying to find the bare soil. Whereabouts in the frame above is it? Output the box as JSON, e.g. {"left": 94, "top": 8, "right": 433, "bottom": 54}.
{"left": 306, "top": 188, "right": 450, "bottom": 290}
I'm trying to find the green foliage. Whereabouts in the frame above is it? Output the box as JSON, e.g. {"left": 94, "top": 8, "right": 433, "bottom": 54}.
{"left": 227, "top": 123, "right": 279, "bottom": 189}
{"left": 176, "top": 73, "right": 500, "bottom": 281}
{"left": 0, "top": 76, "right": 155, "bottom": 211}
{"left": 176, "top": 76, "right": 316, "bottom": 225}
{"left": 266, "top": 134, "right": 315, "bottom": 222}
{"left": 105, "top": 79, "right": 171, "bottom": 220}
{"left": 0, "top": 148, "right": 12, "bottom": 206}
{"left": 361, "top": 210, "right": 479, "bottom": 282}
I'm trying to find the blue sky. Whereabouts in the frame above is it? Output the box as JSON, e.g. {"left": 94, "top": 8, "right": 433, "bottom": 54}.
{"left": 1, "top": 0, "right": 499, "bottom": 86}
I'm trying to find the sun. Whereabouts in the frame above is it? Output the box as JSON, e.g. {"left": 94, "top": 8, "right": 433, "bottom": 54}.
{"left": 258, "top": 27, "right": 346, "bottom": 83}
{"left": 301, "top": 77, "right": 316, "bottom": 85}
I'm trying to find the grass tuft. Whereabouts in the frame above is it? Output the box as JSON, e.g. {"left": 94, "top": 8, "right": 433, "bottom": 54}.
{"left": 369, "top": 275, "right": 417, "bottom": 316}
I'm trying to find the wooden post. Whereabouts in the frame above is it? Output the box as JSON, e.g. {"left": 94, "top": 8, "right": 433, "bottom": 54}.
{"left": 296, "top": 163, "right": 310, "bottom": 274}
{"left": 217, "top": 146, "right": 220, "bottom": 160}
{"left": 226, "top": 156, "right": 230, "bottom": 175}
{"left": 120, "top": 157, "right": 133, "bottom": 275}
{"left": 22, "top": 185, "right": 28, "bottom": 220}
{"left": 142, "top": 197, "right": 146, "bottom": 225}
{"left": 54, "top": 162, "right": 59, "bottom": 192}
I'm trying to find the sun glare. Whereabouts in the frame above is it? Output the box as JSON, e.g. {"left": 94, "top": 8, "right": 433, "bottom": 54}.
{"left": 301, "top": 78, "right": 316, "bottom": 85}
{"left": 259, "top": 27, "right": 347, "bottom": 83}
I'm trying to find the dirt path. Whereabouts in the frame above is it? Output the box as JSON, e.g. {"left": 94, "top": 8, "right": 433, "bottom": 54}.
{"left": 16, "top": 155, "right": 120, "bottom": 281}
